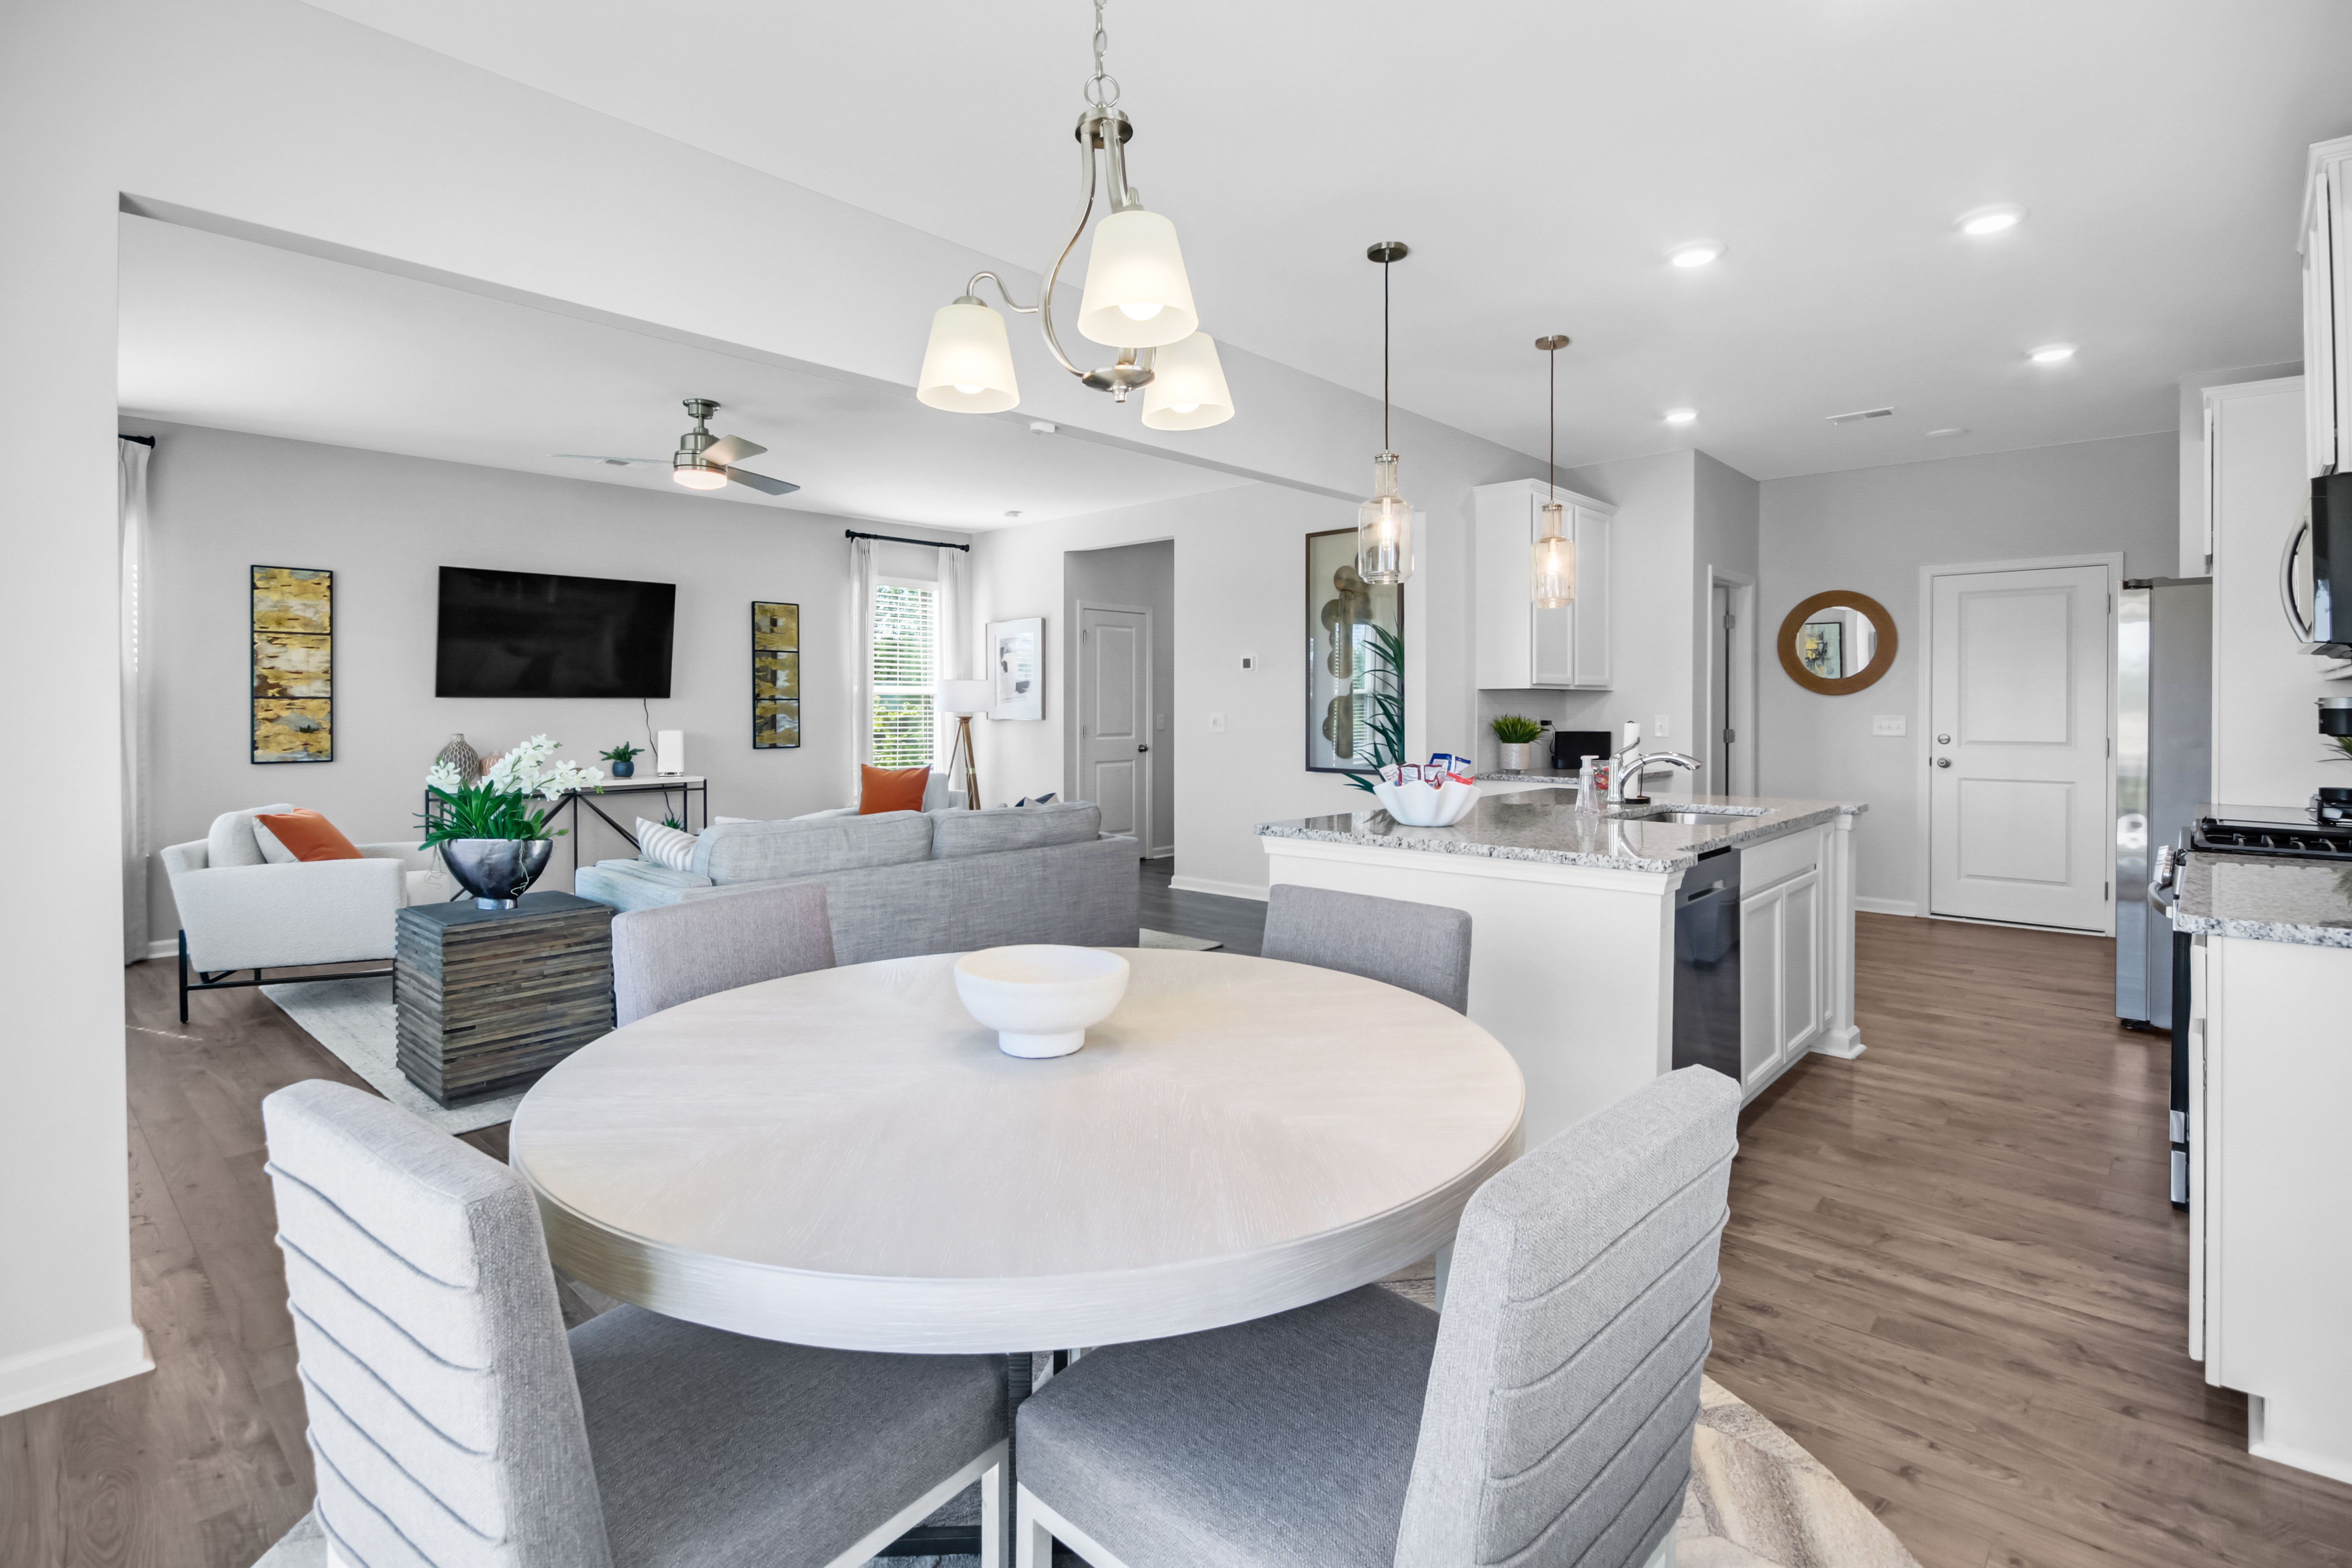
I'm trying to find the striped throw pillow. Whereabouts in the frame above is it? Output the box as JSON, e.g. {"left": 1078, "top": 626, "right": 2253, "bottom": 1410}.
{"left": 637, "top": 818, "right": 699, "bottom": 872}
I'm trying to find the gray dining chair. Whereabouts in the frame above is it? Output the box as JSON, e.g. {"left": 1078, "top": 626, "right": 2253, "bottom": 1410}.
{"left": 611, "top": 881, "right": 836, "bottom": 1025}
{"left": 1011, "top": 1066, "right": 1741, "bottom": 1568}
{"left": 262, "top": 1079, "right": 1006, "bottom": 1568}
{"left": 1260, "top": 884, "right": 1473, "bottom": 1014}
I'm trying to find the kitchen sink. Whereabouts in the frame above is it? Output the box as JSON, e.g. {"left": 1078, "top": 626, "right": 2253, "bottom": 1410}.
{"left": 1614, "top": 803, "right": 1771, "bottom": 823}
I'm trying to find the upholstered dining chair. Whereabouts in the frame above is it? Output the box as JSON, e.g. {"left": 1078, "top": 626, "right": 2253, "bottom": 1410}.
{"left": 262, "top": 1079, "right": 1007, "bottom": 1568}
{"left": 1010, "top": 1066, "right": 1741, "bottom": 1568}
{"left": 1260, "top": 884, "right": 1474, "bottom": 1014}
{"left": 611, "top": 882, "right": 837, "bottom": 1025}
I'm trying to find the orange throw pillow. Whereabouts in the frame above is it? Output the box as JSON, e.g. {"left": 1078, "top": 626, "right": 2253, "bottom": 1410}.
{"left": 254, "top": 808, "right": 363, "bottom": 862}
{"left": 858, "top": 764, "right": 931, "bottom": 815}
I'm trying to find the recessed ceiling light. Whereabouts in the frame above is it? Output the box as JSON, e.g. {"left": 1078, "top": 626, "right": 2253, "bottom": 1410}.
{"left": 1925, "top": 427, "right": 1968, "bottom": 438}
{"left": 1666, "top": 242, "right": 1724, "bottom": 269}
{"left": 1959, "top": 206, "right": 2024, "bottom": 236}
{"left": 1664, "top": 407, "right": 1699, "bottom": 425}
{"left": 2028, "top": 343, "right": 2076, "bottom": 364}
{"left": 1004, "top": 510, "right": 1023, "bottom": 519}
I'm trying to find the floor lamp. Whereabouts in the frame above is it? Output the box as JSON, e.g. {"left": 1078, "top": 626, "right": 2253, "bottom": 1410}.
{"left": 941, "top": 681, "right": 993, "bottom": 809}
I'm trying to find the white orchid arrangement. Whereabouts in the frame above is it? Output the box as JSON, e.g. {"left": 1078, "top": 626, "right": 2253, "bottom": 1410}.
{"left": 419, "top": 735, "right": 604, "bottom": 846}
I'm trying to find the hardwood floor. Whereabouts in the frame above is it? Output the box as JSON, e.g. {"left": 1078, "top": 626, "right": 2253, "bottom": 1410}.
{"left": 1708, "top": 913, "right": 2352, "bottom": 1568}
{"left": 5, "top": 903, "right": 2348, "bottom": 1567}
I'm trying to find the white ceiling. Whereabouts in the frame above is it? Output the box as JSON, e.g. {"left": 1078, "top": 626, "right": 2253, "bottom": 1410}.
{"left": 117, "top": 215, "right": 1256, "bottom": 529}
{"left": 298, "top": 0, "right": 2352, "bottom": 480}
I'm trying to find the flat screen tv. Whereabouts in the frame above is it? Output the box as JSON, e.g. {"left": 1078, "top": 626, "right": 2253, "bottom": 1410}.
{"left": 435, "top": 567, "right": 676, "bottom": 699}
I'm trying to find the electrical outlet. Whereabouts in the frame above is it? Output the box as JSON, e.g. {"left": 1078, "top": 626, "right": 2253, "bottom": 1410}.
{"left": 1208, "top": 712, "right": 1227, "bottom": 733}
{"left": 1239, "top": 653, "right": 1257, "bottom": 672}
{"left": 1655, "top": 714, "right": 1671, "bottom": 739}
{"left": 1872, "top": 714, "right": 1908, "bottom": 737}
{"left": 1156, "top": 713, "right": 1167, "bottom": 731}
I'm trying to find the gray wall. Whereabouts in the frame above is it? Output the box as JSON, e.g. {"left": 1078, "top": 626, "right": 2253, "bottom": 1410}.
{"left": 1756, "top": 431, "right": 2178, "bottom": 911}
{"left": 1063, "top": 539, "right": 1176, "bottom": 853}
{"left": 132, "top": 420, "right": 962, "bottom": 944}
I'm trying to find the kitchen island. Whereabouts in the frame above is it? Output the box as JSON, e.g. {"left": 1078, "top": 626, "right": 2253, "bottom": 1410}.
{"left": 2172, "top": 850, "right": 2352, "bottom": 1484}
{"left": 1257, "top": 789, "right": 1867, "bottom": 1149}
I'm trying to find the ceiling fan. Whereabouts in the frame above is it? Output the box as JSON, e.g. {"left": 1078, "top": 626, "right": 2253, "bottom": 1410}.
{"left": 557, "top": 398, "right": 800, "bottom": 496}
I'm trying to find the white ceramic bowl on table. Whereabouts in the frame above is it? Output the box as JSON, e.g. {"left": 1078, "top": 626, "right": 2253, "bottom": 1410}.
{"left": 953, "top": 944, "right": 1132, "bottom": 1058}
{"left": 1372, "top": 777, "right": 1481, "bottom": 827}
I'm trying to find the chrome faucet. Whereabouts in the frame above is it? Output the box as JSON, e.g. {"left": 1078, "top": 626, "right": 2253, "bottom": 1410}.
{"left": 1611, "top": 745, "right": 1703, "bottom": 807}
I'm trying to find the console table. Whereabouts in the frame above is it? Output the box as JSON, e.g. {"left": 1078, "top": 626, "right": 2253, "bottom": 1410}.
{"left": 420, "top": 775, "right": 710, "bottom": 874}
{"left": 395, "top": 892, "right": 615, "bottom": 1106}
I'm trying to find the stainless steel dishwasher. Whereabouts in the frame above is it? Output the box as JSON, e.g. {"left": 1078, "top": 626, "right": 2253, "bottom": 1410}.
{"left": 1671, "top": 846, "right": 1741, "bottom": 1083}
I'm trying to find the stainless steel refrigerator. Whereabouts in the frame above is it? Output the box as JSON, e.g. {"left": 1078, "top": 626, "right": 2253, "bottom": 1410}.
{"left": 2115, "top": 577, "right": 2211, "bottom": 1030}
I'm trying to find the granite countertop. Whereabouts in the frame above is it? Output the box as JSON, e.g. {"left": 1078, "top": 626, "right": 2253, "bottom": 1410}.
{"left": 2171, "top": 854, "right": 2352, "bottom": 947}
{"left": 1255, "top": 790, "right": 1867, "bottom": 873}
{"left": 1475, "top": 766, "right": 1583, "bottom": 782}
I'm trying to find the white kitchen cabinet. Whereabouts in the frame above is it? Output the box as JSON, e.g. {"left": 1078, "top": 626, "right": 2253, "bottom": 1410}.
{"left": 1474, "top": 478, "right": 1613, "bottom": 690}
{"left": 2301, "top": 135, "right": 2352, "bottom": 476}
{"left": 1736, "top": 826, "right": 1830, "bottom": 1093}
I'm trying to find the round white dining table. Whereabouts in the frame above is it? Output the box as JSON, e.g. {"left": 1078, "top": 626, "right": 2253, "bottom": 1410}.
{"left": 510, "top": 948, "right": 1525, "bottom": 1353}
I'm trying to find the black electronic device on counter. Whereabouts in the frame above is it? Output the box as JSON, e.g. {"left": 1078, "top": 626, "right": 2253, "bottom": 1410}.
{"left": 1550, "top": 729, "right": 1613, "bottom": 771}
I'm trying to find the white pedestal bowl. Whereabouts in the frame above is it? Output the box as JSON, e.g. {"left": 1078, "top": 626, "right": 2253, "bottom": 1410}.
{"left": 1371, "top": 778, "right": 1481, "bottom": 828}
{"left": 953, "top": 945, "right": 1132, "bottom": 1058}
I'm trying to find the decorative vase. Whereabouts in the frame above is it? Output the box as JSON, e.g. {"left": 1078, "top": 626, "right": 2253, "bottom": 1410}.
{"left": 436, "top": 733, "right": 482, "bottom": 778}
{"left": 439, "top": 838, "right": 554, "bottom": 910}
{"left": 609, "top": 758, "right": 635, "bottom": 779}
{"left": 1499, "top": 742, "right": 1528, "bottom": 773}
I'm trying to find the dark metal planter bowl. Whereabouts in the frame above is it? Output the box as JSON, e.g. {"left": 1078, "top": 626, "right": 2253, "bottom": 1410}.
{"left": 440, "top": 838, "right": 554, "bottom": 910}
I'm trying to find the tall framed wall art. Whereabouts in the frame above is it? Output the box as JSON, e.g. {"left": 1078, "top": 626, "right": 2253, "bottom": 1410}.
{"left": 251, "top": 565, "right": 333, "bottom": 763}
{"left": 752, "top": 601, "right": 801, "bottom": 748}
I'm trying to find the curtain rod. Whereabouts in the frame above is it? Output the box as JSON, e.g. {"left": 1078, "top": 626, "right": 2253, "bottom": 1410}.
{"left": 119, "top": 434, "right": 156, "bottom": 447}
{"left": 844, "top": 529, "right": 970, "bottom": 552}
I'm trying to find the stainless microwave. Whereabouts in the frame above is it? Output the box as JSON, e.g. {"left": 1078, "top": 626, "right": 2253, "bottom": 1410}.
{"left": 2285, "top": 471, "right": 2352, "bottom": 657}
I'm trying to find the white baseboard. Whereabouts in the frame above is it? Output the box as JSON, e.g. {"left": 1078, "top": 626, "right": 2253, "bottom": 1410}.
{"left": 141, "top": 937, "right": 176, "bottom": 962}
{"left": 1811, "top": 1027, "right": 1867, "bottom": 1060}
{"left": 1169, "top": 874, "right": 1269, "bottom": 902}
{"left": 1145, "top": 845, "right": 1176, "bottom": 860}
{"left": 0, "top": 1323, "right": 153, "bottom": 1418}
{"left": 1854, "top": 897, "right": 1917, "bottom": 918}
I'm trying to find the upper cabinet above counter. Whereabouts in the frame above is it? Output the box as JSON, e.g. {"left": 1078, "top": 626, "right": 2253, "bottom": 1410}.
{"left": 1474, "top": 478, "right": 1613, "bottom": 690}
{"left": 2302, "top": 135, "right": 2352, "bottom": 478}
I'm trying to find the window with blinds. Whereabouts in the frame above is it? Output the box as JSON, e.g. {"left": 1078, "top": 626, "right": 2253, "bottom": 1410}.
{"left": 871, "top": 581, "right": 938, "bottom": 768}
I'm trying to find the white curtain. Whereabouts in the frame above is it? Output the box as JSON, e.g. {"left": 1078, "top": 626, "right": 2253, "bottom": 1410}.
{"left": 940, "top": 545, "right": 973, "bottom": 682}
{"left": 850, "top": 536, "right": 876, "bottom": 791}
{"left": 119, "top": 438, "right": 152, "bottom": 965}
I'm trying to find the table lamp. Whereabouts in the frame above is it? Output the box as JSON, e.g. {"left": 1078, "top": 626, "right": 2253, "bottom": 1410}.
{"left": 940, "top": 681, "right": 994, "bottom": 808}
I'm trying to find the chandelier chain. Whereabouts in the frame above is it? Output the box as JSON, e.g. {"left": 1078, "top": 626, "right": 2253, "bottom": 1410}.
{"left": 1086, "top": 0, "right": 1120, "bottom": 108}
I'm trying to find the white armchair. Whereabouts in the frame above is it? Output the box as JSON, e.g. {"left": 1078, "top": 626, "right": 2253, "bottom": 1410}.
{"left": 159, "top": 804, "right": 450, "bottom": 1022}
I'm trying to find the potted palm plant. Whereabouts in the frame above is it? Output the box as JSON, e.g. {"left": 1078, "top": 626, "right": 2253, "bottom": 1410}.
{"left": 1492, "top": 714, "right": 1543, "bottom": 773}
{"left": 420, "top": 735, "right": 603, "bottom": 909}
{"left": 599, "top": 740, "right": 644, "bottom": 779}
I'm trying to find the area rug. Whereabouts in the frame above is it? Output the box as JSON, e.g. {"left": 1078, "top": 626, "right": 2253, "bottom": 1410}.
{"left": 260, "top": 976, "right": 523, "bottom": 1136}
{"left": 1138, "top": 928, "right": 1223, "bottom": 951}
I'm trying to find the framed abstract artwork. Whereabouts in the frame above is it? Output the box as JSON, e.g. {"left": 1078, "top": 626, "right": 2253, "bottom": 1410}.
{"left": 752, "top": 601, "right": 801, "bottom": 748}
{"left": 988, "top": 616, "right": 1043, "bottom": 721}
{"left": 251, "top": 565, "right": 333, "bottom": 763}
{"left": 1304, "top": 529, "right": 1404, "bottom": 776}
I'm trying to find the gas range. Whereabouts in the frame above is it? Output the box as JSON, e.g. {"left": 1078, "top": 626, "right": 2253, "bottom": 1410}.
{"left": 2190, "top": 810, "right": 2352, "bottom": 862}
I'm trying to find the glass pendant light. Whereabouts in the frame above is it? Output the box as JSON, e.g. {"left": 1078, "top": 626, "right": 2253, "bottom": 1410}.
{"left": 1531, "top": 334, "right": 1576, "bottom": 607}
{"left": 1357, "top": 241, "right": 1413, "bottom": 586}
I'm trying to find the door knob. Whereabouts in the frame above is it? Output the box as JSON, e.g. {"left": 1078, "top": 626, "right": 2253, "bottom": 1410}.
{"left": 1137, "top": 744, "right": 1149, "bottom": 753}
{"left": 1937, "top": 734, "right": 1951, "bottom": 745}
{"left": 1935, "top": 757, "right": 1951, "bottom": 768}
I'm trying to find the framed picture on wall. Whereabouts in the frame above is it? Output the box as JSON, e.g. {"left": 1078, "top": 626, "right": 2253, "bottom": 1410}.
{"left": 988, "top": 616, "right": 1044, "bottom": 720}
{"left": 1303, "top": 529, "right": 1403, "bottom": 776}
{"left": 251, "top": 565, "right": 333, "bottom": 763}
{"left": 752, "top": 601, "right": 801, "bottom": 748}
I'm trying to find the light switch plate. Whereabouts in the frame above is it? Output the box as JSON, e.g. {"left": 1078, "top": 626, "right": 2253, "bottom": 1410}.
{"left": 1872, "top": 715, "right": 1907, "bottom": 736}
{"left": 1208, "top": 712, "right": 1227, "bottom": 733}
{"left": 1239, "top": 653, "right": 1257, "bottom": 672}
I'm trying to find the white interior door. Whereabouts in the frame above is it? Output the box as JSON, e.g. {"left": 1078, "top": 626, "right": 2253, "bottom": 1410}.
{"left": 1709, "top": 583, "right": 1732, "bottom": 785}
{"left": 1928, "top": 564, "right": 2112, "bottom": 931}
{"left": 1078, "top": 605, "right": 1150, "bottom": 845}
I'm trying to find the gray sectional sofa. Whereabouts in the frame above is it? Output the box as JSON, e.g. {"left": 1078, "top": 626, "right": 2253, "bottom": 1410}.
{"left": 571, "top": 801, "right": 1139, "bottom": 964}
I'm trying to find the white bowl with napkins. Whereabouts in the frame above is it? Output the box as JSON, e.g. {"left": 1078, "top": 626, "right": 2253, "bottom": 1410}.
{"left": 1371, "top": 778, "right": 1481, "bottom": 828}
{"left": 954, "top": 945, "right": 1132, "bottom": 1058}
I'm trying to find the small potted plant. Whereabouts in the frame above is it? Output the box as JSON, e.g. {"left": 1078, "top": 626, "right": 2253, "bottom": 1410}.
{"left": 600, "top": 741, "right": 644, "bottom": 779}
{"left": 1491, "top": 714, "right": 1543, "bottom": 774}
{"left": 420, "top": 736, "right": 603, "bottom": 909}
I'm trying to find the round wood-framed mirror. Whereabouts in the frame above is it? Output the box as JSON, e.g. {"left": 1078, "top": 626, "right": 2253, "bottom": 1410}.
{"left": 1777, "top": 591, "right": 1897, "bottom": 695}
